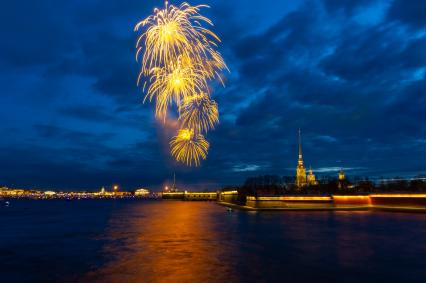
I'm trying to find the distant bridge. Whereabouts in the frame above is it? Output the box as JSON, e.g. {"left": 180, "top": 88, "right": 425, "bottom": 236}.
{"left": 162, "top": 191, "right": 238, "bottom": 201}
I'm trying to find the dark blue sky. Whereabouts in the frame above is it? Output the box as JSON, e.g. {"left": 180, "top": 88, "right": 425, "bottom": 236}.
{"left": 0, "top": 0, "right": 425, "bottom": 190}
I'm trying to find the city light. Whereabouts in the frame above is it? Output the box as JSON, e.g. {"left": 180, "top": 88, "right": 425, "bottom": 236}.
{"left": 370, "top": 194, "right": 426, "bottom": 198}
{"left": 246, "top": 196, "right": 333, "bottom": 201}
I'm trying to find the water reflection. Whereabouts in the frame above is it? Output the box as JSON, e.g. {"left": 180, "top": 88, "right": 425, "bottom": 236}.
{"left": 85, "top": 202, "right": 239, "bottom": 282}
{"left": 82, "top": 202, "right": 426, "bottom": 283}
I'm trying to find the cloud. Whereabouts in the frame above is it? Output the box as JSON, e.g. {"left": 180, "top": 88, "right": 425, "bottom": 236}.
{"left": 1, "top": 0, "right": 426, "bottom": 190}
{"left": 314, "top": 166, "right": 367, "bottom": 173}
{"left": 232, "top": 164, "right": 262, "bottom": 172}
{"left": 315, "top": 135, "right": 338, "bottom": 143}
{"left": 59, "top": 105, "right": 116, "bottom": 122}
{"left": 322, "top": 0, "right": 381, "bottom": 14}
{"left": 387, "top": 0, "right": 426, "bottom": 28}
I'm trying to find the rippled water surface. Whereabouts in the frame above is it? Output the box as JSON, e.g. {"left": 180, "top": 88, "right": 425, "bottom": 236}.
{"left": 1, "top": 200, "right": 426, "bottom": 283}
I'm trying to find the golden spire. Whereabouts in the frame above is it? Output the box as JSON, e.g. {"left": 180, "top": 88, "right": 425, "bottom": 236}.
{"left": 298, "top": 129, "right": 302, "bottom": 156}
{"left": 298, "top": 128, "right": 304, "bottom": 166}
{"left": 296, "top": 128, "right": 307, "bottom": 188}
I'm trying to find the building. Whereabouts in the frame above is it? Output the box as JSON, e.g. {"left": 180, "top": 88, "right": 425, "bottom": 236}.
{"left": 339, "top": 168, "right": 346, "bottom": 181}
{"left": 307, "top": 166, "right": 318, "bottom": 186}
{"left": 0, "top": 187, "right": 26, "bottom": 197}
{"left": 338, "top": 168, "right": 347, "bottom": 189}
{"left": 44, "top": 191, "right": 57, "bottom": 197}
{"left": 295, "top": 129, "right": 318, "bottom": 188}
{"left": 162, "top": 191, "right": 218, "bottom": 201}
{"left": 296, "top": 129, "right": 307, "bottom": 187}
{"left": 135, "top": 188, "right": 150, "bottom": 196}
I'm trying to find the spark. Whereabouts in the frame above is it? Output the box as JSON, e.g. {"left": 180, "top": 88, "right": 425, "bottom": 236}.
{"left": 135, "top": 2, "right": 227, "bottom": 78}
{"left": 170, "top": 129, "right": 209, "bottom": 166}
{"left": 179, "top": 92, "right": 219, "bottom": 133}
{"left": 145, "top": 55, "right": 209, "bottom": 120}
{"left": 135, "top": 1, "right": 227, "bottom": 166}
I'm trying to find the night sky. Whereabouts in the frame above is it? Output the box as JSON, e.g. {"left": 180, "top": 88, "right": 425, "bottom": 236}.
{"left": 1, "top": 0, "right": 425, "bottom": 190}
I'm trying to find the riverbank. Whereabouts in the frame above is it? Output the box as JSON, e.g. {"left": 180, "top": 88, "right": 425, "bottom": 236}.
{"left": 218, "top": 201, "right": 426, "bottom": 213}
{"left": 219, "top": 194, "right": 426, "bottom": 213}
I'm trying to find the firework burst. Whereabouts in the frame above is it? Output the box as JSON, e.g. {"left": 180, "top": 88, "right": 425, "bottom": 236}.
{"left": 135, "top": 1, "right": 227, "bottom": 166}
{"left": 145, "top": 55, "right": 209, "bottom": 120}
{"left": 135, "top": 1, "right": 227, "bottom": 79}
{"left": 170, "top": 129, "right": 210, "bottom": 166}
{"left": 179, "top": 92, "right": 219, "bottom": 134}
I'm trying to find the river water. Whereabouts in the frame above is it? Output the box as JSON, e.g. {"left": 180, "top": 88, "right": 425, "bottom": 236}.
{"left": 1, "top": 200, "right": 426, "bottom": 283}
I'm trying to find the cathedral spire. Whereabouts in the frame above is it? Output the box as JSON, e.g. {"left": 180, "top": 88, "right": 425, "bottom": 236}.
{"left": 298, "top": 128, "right": 303, "bottom": 163}
{"left": 296, "top": 129, "right": 307, "bottom": 188}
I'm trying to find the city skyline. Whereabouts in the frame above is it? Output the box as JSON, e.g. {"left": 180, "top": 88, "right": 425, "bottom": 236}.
{"left": 1, "top": 0, "right": 426, "bottom": 190}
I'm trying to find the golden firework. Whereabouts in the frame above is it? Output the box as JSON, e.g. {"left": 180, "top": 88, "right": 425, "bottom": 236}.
{"left": 135, "top": 1, "right": 227, "bottom": 78}
{"left": 135, "top": 1, "right": 228, "bottom": 166}
{"left": 170, "top": 129, "right": 209, "bottom": 166}
{"left": 145, "top": 55, "right": 209, "bottom": 119}
{"left": 179, "top": 92, "right": 219, "bottom": 133}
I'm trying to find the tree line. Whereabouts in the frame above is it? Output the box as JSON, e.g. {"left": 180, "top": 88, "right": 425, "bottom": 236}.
{"left": 222, "top": 175, "right": 426, "bottom": 198}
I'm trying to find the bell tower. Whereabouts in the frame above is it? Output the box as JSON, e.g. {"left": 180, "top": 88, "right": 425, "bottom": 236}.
{"left": 307, "top": 166, "right": 318, "bottom": 186}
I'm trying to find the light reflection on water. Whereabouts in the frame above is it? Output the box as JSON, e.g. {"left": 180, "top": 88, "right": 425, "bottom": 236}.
{"left": 1, "top": 200, "right": 426, "bottom": 283}
{"left": 85, "top": 202, "right": 239, "bottom": 282}
{"left": 84, "top": 202, "right": 426, "bottom": 283}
